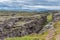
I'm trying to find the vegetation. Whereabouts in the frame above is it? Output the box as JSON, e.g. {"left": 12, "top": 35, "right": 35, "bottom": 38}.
{"left": 53, "top": 21, "right": 60, "bottom": 34}
{"left": 47, "top": 14, "right": 52, "bottom": 22}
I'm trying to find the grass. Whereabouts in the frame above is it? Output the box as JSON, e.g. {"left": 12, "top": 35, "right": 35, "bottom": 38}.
{"left": 52, "top": 37, "right": 56, "bottom": 40}
{"left": 52, "top": 21, "right": 60, "bottom": 40}
{"left": 53, "top": 21, "right": 60, "bottom": 34}
{"left": 47, "top": 14, "right": 52, "bottom": 22}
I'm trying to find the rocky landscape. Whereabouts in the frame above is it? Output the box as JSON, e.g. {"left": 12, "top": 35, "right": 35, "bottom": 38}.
{"left": 0, "top": 11, "right": 60, "bottom": 40}
{"left": 0, "top": 12, "right": 49, "bottom": 40}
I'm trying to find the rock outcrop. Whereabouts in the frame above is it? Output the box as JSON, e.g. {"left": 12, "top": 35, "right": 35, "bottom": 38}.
{"left": 53, "top": 13, "right": 60, "bottom": 22}
{"left": 0, "top": 15, "right": 47, "bottom": 39}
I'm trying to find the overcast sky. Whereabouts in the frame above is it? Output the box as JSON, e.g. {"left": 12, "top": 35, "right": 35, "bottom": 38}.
{"left": 0, "top": 0, "right": 60, "bottom": 10}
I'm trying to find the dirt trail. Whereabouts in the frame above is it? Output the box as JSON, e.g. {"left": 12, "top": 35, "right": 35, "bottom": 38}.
{"left": 56, "top": 34, "right": 60, "bottom": 40}
{"left": 45, "top": 26, "right": 55, "bottom": 40}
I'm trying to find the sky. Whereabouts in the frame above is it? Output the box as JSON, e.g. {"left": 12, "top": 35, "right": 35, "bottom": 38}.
{"left": 0, "top": 0, "right": 60, "bottom": 11}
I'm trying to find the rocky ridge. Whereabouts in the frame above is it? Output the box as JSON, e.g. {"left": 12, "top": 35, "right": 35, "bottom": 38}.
{"left": 0, "top": 14, "right": 47, "bottom": 40}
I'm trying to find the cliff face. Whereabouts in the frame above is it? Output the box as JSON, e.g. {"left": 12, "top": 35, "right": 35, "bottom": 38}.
{"left": 53, "top": 13, "right": 60, "bottom": 22}
{"left": 0, "top": 14, "right": 47, "bottom": 39}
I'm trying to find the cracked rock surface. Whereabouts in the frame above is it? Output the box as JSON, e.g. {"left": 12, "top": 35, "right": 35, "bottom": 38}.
{"left": 0, "top": 14, "right": 48, "bottom": 40}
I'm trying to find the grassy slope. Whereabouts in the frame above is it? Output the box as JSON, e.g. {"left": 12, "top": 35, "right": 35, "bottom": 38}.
{"left": 52, "top": 21, "right": 60, "bottom": 40}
